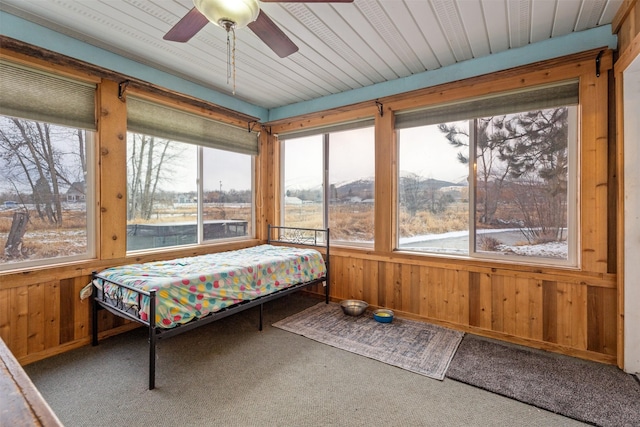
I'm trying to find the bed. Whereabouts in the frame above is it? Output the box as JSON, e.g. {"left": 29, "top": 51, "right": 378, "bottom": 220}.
{"left": 91, "top": 225, "right": 330, "bottom": 389}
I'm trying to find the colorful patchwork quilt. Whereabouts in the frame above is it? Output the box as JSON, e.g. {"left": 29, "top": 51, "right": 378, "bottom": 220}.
{"left": 94, "top": 244, "right": 326, "bottom": 328}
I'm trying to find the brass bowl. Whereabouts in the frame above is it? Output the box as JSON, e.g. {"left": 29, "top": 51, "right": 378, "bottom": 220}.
{"left": 340, "top": 299, "right": 368, "bottom": 316}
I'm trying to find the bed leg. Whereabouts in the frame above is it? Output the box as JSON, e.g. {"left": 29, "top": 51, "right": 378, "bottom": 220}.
{"left": 325, "top": 281, "right": 330, "bottom": 304}
{"left": 149, "top": 289, "right": 157, "bottom": 390}
{"left": 91, "top": 275, "right": 99, "bottom": 346}
{"left": 259, "top": 303, "right": 263, "bottom": 331}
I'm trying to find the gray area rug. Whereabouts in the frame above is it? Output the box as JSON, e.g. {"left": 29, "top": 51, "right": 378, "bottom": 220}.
{"left": 446, "top": 334, "right": 640, "bottom": 427}
{"left": 273, "top": 302, "right": 464, "bottom": 380}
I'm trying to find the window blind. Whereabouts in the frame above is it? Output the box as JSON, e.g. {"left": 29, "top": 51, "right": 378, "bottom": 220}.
{"left": 277, "top": 118, "right": 375, "bottom": 140}
{"left": 395, "top": 80, "right": 579, "bottom": 129}
{"left": 127, "top": 96, "right": 258, "bottom": 155}
{"left": 0, "top": 59, "right": 96, "bottom": 130}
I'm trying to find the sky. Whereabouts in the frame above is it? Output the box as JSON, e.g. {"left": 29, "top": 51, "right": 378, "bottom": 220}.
{"left": 283, "top": 122, "right": 470, "bottom": 191}
{"left": 164, "top": 122, "right": 472, "bottom": 194}
{"left": 140, "top": 143, "right": 253, "bottom": 194}
{"left": 398, "top": 123, "right": 470, "bottom": 184}
{"left": 1, "top": 120, "right": 470, "bottom": 196}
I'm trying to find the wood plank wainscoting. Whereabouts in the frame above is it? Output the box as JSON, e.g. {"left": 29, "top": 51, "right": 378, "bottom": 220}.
{"left": 0, "top": 43, "right": 621, "bottom": 368}
{"left": 326, "top": 251, "right": 617, "bottom": 364}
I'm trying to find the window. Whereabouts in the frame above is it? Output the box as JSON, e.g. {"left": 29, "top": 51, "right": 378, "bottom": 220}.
{"left": 0, "top": 60, "right": 96, "bottom": 269}
{"left": 397, "top": 82, "right": 578, "bottom": 265}
{"left": 126, "top": 96, "right": 256, "bottom": 252}
{"left": 281, "top": 123, "right": 375, "bottom": 245}
{"left": 202, "top": 147, "right": 252, "bottom": 242}
{"left": 398, "top": 122, "right": 470, "bottom": 255}
{"left": 126, "top": 135, "right": 198, "bottom": 250}
{"left": 283, "top": 135, "right": 324, "bottom": 230}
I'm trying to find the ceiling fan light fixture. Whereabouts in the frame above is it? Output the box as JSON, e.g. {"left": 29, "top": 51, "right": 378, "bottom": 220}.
{"left": 193, "top": 0, "right": 260, "bottom": 29}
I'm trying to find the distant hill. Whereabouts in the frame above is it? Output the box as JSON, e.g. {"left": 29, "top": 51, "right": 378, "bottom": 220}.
{"left": 287, "top": 176, "right": 466, "bottom": 202}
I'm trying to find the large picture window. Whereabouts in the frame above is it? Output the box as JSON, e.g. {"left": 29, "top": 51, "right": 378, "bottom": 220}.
{"left": 126, "top": 96, "right": 256, "bottom": 252}
{"left": 281, "top": 123, "right": 375, "bottom": 245}
{"left": 0, "top": 60, "right": 96, "bottom": 269}
{"left": 125, "top": 137, "right": 254, "bottom": 252}
{"left": 397, "top": 82, "right": 578, "bottom": 265}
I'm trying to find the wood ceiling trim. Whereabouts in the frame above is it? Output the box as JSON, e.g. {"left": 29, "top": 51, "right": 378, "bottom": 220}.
{"left": 267, "top": 48, "right": 613, "bottom": 134}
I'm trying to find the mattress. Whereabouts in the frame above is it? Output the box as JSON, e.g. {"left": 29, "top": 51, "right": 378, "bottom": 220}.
{"left": 94, "top": 244, "right": 326, "bottom": 328}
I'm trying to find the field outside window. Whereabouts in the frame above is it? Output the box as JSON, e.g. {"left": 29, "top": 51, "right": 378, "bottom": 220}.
{"left": 0, "top": 116, "right": 94, "bottom": 268}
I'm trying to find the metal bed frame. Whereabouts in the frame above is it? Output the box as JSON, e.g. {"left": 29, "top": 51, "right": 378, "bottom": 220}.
{"left": 91, "top": 225, "right": 330, "bottom": 389}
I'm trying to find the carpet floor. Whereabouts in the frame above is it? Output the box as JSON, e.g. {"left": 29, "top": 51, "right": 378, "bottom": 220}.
{"left": 446, "top": 334, "right": 640, "bottom": 427}
{"left": 24, "top": 294, "right": 587, "bottom": 427}
{"left": 273, "top": 302, "right": 463, "bottom": 380}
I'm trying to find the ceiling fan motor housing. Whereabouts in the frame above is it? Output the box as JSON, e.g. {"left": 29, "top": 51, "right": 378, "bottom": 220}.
{"left": 193, "top": 0, "right": 260, "bottom": 29}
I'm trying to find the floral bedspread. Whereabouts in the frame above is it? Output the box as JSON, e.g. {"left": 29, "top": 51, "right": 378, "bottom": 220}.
{"left": 94, "top": 244, "right": 326, "bottom": 328}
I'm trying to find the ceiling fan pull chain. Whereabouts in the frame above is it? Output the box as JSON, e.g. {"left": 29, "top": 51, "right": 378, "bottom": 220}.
{"left": 232, "top": 27, "right": 236, "bottom": 95}
{"left": 226, "top": 30, "right": 231, "bottom": 86}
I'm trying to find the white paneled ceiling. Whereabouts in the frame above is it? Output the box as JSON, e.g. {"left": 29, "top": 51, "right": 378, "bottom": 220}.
{"left": 0, "top": 0, "right": 622, "bottom": 110}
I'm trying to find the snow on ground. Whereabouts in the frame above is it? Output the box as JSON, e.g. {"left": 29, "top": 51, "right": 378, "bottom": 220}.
{"left": 497, "top": 241, "right": 568, "bottom": 259}
{"left": 400, "top": 228, "right": 568, "bottom": 259}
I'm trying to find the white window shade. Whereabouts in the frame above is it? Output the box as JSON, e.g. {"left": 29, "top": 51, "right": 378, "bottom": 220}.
{"left": 277, "top": 118, "right": 375, "bottom": 140}
{"left": 395, "top": 80, "right": 579, "bottom": 129}
{"left": 127, "top": 96, "right": 258, "bottom": 155}
{"left": 0, "top": 59, "right": 96, "bottom": 130}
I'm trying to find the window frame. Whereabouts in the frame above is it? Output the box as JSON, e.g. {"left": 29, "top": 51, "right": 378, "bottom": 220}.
{"left": 124, "top": 134, "right": 256, "bottom": 254}
{"left": 279, "top": 121, "right": 376, "bottom": 248}
{"left": 467, "top": 107, "right": 579, "bottom": 267}
{"left": 394, "top": 83, "right": 580, "bottom": 268}
{"left": 0, "top": 121, "right": 97, "bottom": 271}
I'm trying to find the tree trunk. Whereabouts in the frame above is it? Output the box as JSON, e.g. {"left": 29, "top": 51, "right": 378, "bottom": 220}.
{"left": 4, "top": 211, "right": 28, "bottom": 258}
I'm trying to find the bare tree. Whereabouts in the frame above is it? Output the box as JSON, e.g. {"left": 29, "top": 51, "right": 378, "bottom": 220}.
{"left": 127, "top": 134, "right": 184, "bottom": 220}
{"left": 0, "top": 118, "right": 87, "bottom": 225}
{"left": 399, "top": 172, "right": 425, "bottom": 216}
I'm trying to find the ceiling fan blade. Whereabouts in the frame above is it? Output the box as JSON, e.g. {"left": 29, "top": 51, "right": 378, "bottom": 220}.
{"left": 248, "top": 10, "right": 299, "bottom": 58}
{"left": 163, "top": 7, "right": 210, "bottom": 42}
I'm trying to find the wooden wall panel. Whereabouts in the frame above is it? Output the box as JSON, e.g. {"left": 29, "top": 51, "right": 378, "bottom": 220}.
{"left": 580, "top": 70, "right": 611, "bottom": 274}
{"left": 445, "top": 269, "right": 468, "bottom": 325}
{"left": 418, "top": 266, "right": 430, "bottom": 318}
{"left": 514, "top": 278, "right": 543, "bottom": 341}
{"left": 97, "top": 79, "right": 128, "bottom": 259}
{"left": 43, "top": 282, "right": 60, "bottom": 350}
{"left": 9, "top": 287, "right": 29, "bottom": 359}
{"left": 324, "top": 254, "right": 616, "bottom": 363}
{"left": 0, "top": 289, "right": 10, "bottom": 346}
{"left": 349, "top": 258, "right": 365, "bottom": 301}
{"left": 554, "top": 281, "right": 588, "bottom": 349}
{"left": 374, "top": 110, "right": 396, "bottom": 253}
{"left": 58, "top": 278, "right": 75, "bottom": 344}
{"left": 361, "top": 259, "right": 379, "bottom": 306}
{"left": 330, "top": 256, "right": 346, "bottom": 299}
{"left": 425, "top": 267, "right": 442, "bottom": 319}
{"left": 27, "top": 284, "right": 45, "bottom": 355}
{"left": 468, "top": 272, "right": 492, "bottom": 330}
{"left": 587, "top": 286, "right": 618, "bottom": 355}
{"left": 613, "top": 0, "right": 639, "bottom": 54}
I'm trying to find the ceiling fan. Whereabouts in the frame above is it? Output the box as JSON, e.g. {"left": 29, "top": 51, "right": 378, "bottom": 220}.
{"left": 164, "top": 0, "right": 354, "bottom": 58}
